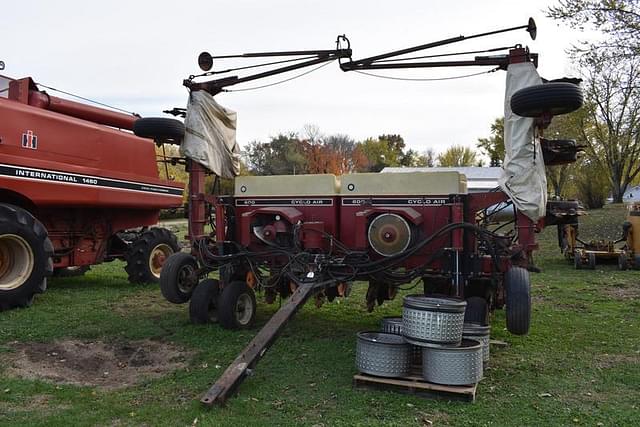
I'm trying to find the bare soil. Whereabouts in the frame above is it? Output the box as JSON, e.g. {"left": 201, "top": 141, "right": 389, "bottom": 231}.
{"left": 3, "top": 339, "right": 192, "bottom": 390}
{"left": 600, "top": 282, "right": 640, "bottom": 300}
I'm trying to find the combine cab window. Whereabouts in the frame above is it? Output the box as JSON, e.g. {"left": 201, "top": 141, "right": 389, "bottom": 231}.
{"left": 0, "top": 75, "right": 13, "bottom": 99}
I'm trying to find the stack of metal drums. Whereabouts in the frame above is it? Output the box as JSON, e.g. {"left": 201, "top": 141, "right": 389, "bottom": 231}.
{"left": 355, "top": 295, "right": 490, "bottom": 386}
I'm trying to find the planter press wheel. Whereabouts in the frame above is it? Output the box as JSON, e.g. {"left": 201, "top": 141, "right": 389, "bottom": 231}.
{"left": 189, "top": 278, "right": 220, "bottom": 324}
{"left": 159, "top": 252, "right": 198, "bottom": 304}
{"left": 618, "top": 252, "right": 628, "bottom": 271}
{"left": 464, "top": 296, "right": 489, "bottom": 326}
{"left": 504, "top": 266, "right": 531, "bottom": 336}
{"left": 218, "top": 281, "right": 257, "bottom": 330}
{"left": 510, "top": 82, "right": 583, "bottom": 117}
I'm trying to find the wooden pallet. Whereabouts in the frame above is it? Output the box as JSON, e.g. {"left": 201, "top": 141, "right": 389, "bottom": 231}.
{"left": 353, "top": 373, "right": 477, "bottom": 402}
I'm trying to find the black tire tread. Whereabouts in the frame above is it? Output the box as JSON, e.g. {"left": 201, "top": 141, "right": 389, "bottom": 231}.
{"left": 133, "top": 117, "right": 184, "bottom": 142}
{"left": 189, "top": 278, "right": 220, "bottom": 324}
{"left": 511, "top": 82, "right": 583, "bottom": 118}
{"left": 160, "top": 252, "right": 197, "bottom": 304}
{"left": 218, "top": 281, "right": 256, "bottom": 330}
{"left": 505, "top": 266, "right": 531, "bottom": 335}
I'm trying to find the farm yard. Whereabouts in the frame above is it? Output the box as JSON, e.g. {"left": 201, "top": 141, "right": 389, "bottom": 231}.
{"left": 1, "top": 204, "right": 638, "bottom": 427}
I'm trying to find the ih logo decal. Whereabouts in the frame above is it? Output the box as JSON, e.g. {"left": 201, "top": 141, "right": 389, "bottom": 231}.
{"left": 21, "top": 130, "right": 38, "bottom": 150}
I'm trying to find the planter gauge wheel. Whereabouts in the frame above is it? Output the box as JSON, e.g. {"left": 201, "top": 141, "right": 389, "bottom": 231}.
{"left": 160, "top": 252, "right": 199, "bottom": 304}
{"left": 218, "top": 281, "right": 257, "bottom": 330}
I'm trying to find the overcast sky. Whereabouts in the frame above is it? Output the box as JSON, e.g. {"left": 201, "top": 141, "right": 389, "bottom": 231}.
{"left": 2, "top": 0, "right": 583, "bottom": 154}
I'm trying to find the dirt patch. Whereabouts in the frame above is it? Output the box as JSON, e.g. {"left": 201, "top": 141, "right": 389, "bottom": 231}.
{"left": 600, "top": 283, "right": 640, "bottom": 300}
{"left": 3, "top": 339, "right": 192, "bottom": 390}
{"left": 594, "top": 353, "right": 640, "bottom": 369}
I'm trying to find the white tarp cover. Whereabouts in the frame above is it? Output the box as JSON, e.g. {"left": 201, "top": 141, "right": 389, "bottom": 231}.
{"left": 182, "top": 91, "right": 240, "bottom": 178}
{"left": 499, "top": 62, "right": 546, "bottom": 222}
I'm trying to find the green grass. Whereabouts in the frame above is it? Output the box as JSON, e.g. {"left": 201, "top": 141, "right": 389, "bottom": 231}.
{"left": 1, "top": 206, "right": 639, "bottom": 426}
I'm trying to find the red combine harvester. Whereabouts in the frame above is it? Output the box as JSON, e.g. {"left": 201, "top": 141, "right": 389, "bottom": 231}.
{"left": 136, "top": 18, "right": 583, "bottom": 404}
{"left": 0, "top": 75, "right": 185, "bottom": 310}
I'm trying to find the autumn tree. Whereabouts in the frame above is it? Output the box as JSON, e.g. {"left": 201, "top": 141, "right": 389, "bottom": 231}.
{"left": 477, "top": 117, "right": 505, "bottom": 166}
{"left": 358, "top": 134, "right": 407, "bottom": 171}
{"left": 577, "top": 53, "right": 640, "bottom": 202}
{"left": 547, "top": 0, "right": 640, "bottom": 57}
{"left": 245, "top": 133, "right": 308, "bottom": 175}
{"left": 437, "top": 145, "right": 480, "bottom": 167}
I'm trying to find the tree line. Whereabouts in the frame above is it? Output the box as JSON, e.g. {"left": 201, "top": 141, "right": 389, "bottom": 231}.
{"left": 160, "top": 1, "right": 640, "bottom": 208}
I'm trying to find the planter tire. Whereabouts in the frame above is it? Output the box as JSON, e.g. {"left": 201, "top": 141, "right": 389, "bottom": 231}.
{"left": 125, "top": 228, "right": 180, "bottom": 284}
{"left": 218, "top": 281, "right": 257, "bottom": 330}
{"left": 189, "top": 278, "right": 220, "bottom": 324}
{"left": 587, "top": 252, "right": 597, "bottom": 270}
{"left": 504, "top": 266, "right": 531, "bottom": 336}
{"left": 464, "top": 296, "right": 489, "bottom": 326}
{"left": 159, "top": 252, "right": 198, "bottom": 304}
{"left": 133, "top": 117, "right": 184, "bottom": 144}
{"left": 511, "top": 82, "right": 583, "bottom": 118}
{"left": 0, "top": 204, "right": 54, "bottom": 311}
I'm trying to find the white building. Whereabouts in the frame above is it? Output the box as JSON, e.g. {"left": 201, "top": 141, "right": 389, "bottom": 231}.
{"left": 381, "top": 166, "right": 502, "bottom": 193}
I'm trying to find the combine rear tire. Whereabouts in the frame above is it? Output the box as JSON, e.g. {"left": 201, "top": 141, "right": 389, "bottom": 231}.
{"left": 511, "top": 82, "right": 583, "bottom": 118}
{"left": 464, "top": 296, "right": 489, "bottom": 326}
{"left": 133, "top": 118, "right": 185, "bottom": 144}
{"left": 504, "top": 267, "right": 531, "bottom": 336}
{"left": 218, "top": 281, "right": 256, "bottom": 330}
{"left": 125, "top": 228, "right": 179, "bottom": 284}
{"left": 189, "top": 278, "right": 220, "bottom": 324}
{"left": 159, "top": 252, "right": 198, "bottom": 304}
{"left": 0, "top": 204, "right": 53, "bottom": 310}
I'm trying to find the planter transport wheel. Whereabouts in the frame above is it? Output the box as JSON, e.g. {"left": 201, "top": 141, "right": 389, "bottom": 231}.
{"left": 218, "top": 281, "right": 257, "bottom": 330}
{"left": 133, "top": 117, "right": 185, "bottom": 144}
{"left": 504, "top": 266, "right": 531, "bottom": 336}
{"left": 464, "top": 296, "right": 489, "bottom": 326}
{"left": 587, "top": 252, "right": 596, "bottom": 270}
{"left": 125, "top": 228, "right": 179, "bottom": 284}
{"left": 0, "top": 203, "right": 53, "bottom": 311}
{"left": 160, "top": 252, "right": 198, "bottom": 304}
{"left": 189, "top": 279, "right": 221, "bottom": 324}
{"left": 510, "top": 82, "right": 583, "bottom": 117}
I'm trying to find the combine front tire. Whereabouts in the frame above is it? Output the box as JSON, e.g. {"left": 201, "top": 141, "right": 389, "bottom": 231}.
{"left": 159, "top": 252, "right": 198, "bottom": 304}
{"left": 125, "top": 228, "right": 179, "bottom": 284}
{"left": 504, "top": 267, "right": 531, "bottom": 336}
{"left": 218, "top": 281, "right": 256, "bottom": 330}
{"left": 189, "top": 278, "right": 220, "bottom": 324}
{"left": 0, "top": 204, "right": 53, "bottom": 310}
